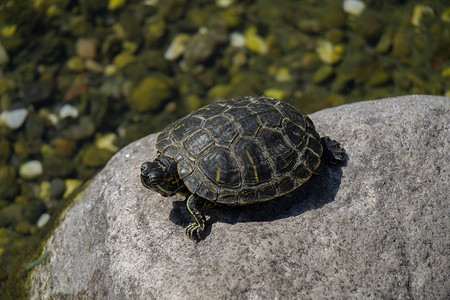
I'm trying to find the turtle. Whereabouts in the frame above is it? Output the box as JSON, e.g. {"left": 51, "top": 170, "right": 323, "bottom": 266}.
{"left": 140, "top": 96, "right": 346, "bottom": 241}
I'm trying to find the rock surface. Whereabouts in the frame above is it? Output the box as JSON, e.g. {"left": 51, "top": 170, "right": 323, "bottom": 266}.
{"left": 28, "top": 95, "right": 449, "bottom": 299}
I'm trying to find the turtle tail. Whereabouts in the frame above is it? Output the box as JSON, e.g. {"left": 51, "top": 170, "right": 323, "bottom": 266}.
{"left": 314, "top": 136, "right": 346, "bottom": 175}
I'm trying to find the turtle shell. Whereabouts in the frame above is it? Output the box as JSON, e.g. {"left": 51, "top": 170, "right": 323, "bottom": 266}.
{"left": 156, "top": 96, "right": 323, "bottom": 204}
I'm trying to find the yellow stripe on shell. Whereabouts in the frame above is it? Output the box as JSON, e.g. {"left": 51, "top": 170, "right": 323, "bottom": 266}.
{"left": 216, "top": 167, "right": 221, "bottom": 183}
{"left": 245, "top": 150, "right": 259, "bottom": 183}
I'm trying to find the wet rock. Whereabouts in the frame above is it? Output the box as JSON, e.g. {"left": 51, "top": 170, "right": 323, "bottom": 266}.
{"left": 25, "top": 112, "right": 46, "bottom": 139}
{"left": 62, "top": 116, "right": 96, "bottom": 140}
{"left": 22, "top": 81, "right": 54, "bottom": 105}
{"left": 184, "top": 32, "right": 217, "bottom": 66}
{"left": 141, "top": 50, "right": 169, "bottom": 71}
{"left": 28, "top": 95, "right": 450, "bottom": 299}
{"left": 0, "top": 204, "right": 22, "bottom": 227}
{"left": 79, "top": 0, "right": 108, "bottom": 16}
{"left": 332, "top": 74, "right": 354, "bottom": 92}
{"left": 0, "top": 139, "right": 11, "bottom": 163}
{"left": 82, "top": 146, "right": 113, "bottom": 168}
{"left": 358, "top": 14, "right": 385, "bottom": 44}
{"left": 0, "top": 41, "right": 10, "bottom": 65}
{"left": 321, "top": 4, "right": 346, "bottom": 29}
{"left": 391, "top": 29, "right": 411, "bottom": 58}
{"left": 376, "top": 27, "right": 394, "bottom": 54}
{"left": 19, "top": 160, "right": 43, "bottom": 180}
{"left": 53, "top": 138, "right": 77, "bottom": 158}
{"left": 368, "top": 71, "right": 391, "bottom": 87}
{"left": 297, "top": 19, "right": 320, "bottom": 34}
{"left": 0, "top": 165, "right": 19, "bottom": 199}
{"left": 145, "top": 16, "right": 167, "bottom": 48}
{"left": 0, "top": 77, "right": 16, "bottom": 94}
{"left": 50, "top": 178, "right": 66, "bottom": 199}
{"left": 15, "top": 221, "right": 31, "bottom": 235}
{"left": 108, "top": 0, "right": 126, "bottom": 11}
{"left": 128, "top": 75, "right": 173, "bottom": 112}
{"left": 325, "top": 28, "right": 345, "bottom": 44}
{"left": 21, "top": 198, "right": 46, "bottom": 225}
{"left": 101, "top": 36, "right": 122, "bottom": 61}
{"left": 43, "top": 156, "right": 74, "bottom": 178}
{"left": 69, "top": 16, "right": 90, "bottom": 37}
{"left": 313, "top": 65, "right": 334, "bottom": 83}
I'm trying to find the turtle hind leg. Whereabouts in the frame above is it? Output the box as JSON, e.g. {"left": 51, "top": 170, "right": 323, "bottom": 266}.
{"left": 314, "top": 137, "right": 347, "bottom": 175}
{"left": 185, "top": 194, "right": 207, "bottom": 241}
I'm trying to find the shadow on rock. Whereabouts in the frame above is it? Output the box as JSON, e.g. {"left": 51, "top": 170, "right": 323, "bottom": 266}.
{"left": 169, "top": 160, "right": 346, "bottom": 238}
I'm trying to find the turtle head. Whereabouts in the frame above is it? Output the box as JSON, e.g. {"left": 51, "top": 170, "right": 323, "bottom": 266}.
{"left": 140, "top": 155, "right": 183, "bottom": 197}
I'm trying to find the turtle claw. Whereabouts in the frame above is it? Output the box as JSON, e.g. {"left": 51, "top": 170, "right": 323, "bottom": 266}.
{"left": 185, "top": 222, "right": 204, "bottom": 241}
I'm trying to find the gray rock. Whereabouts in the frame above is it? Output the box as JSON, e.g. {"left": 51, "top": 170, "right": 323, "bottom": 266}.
{"left": 28, "top": 95, "right": 449, "bottom": 299}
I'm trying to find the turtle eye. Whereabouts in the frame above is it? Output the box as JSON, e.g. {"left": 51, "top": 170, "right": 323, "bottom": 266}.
{"left": 141, "top": 162, "right": 150, "bottom": 172}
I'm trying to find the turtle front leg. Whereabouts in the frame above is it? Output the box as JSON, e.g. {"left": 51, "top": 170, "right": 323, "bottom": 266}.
{"left": 185, "top": 194, "right": 207, "bottom": 241}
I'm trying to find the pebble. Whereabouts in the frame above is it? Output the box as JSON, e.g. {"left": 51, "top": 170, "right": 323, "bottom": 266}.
{"left": 50, "top": 178, "right": 66, "bottom": 198}
{"left": 64, "top": 179, "right": 82, "bottom": 198}
{"left": 82, "top": 146, "right": 114, "bottom": 167}
{"left": 343, "top": 0, "right": 366, "bottom": 16}
{"left": 275, "top": 68, "right": 293, "bottom": 83}
{"left": 184, "top": 32, "right": 216, "bottom": 65}
{"left": 113, "top": 53, "right": 136, "bottom": 69}
{"left": 442, "top": 8, "right": 450, "bottom": 23}
{"left": 164, "top": 34, "right": 190, "bottom": 61}
{"left": 230, "top": 32, "right": 246, "bottom": 48}
{"left": 39, "top": 181, "right": 52, "bottom": 202}
{"left": 411, "top": 5, "right": 434, "bottom": 26}
{"left": 59, "top": 104, "right": 79, "bottom": 119}
{"left": 76, "top": 38, "right": 98, "bottom": 59}
{"left": 264, "top": 88, "right": 286, "bottom": 100}
{"left": 104, "top": 64, "right": 118, "bottom": 76}
{"left": 1, "top": 24, "right": 17, "bottom": 38}
{"left": 66, "top": 56, "right": 84, "bottom": 72}
{"left": 245, "top": 28, "right": 268, "bottom": 55}
{"left": 108, "top": 0, "right": 126, "bottom": 11}
{"left": 144, "top": 0, "right": 158, "bottom": 6}
{"left": 0, "top": 107, "right": 28, "bottom": 130}
{"left": 96, "top": 133, "right": 119, "bottom": 153}
{"left": 19, "top": 160, "right": 43, "bottom": 180}
{"left": 85, "top": 59, "right": 103, "bottom": 73}
{"left": 316, "top": 40, "right": 345, "bottom": 64}
{"left": 36, "top": 213, "right": 50, "bottom": 228}
{"left": 0, "top": 41, "right": 9, "bottom": 65}
{"left": 313, "top": 65, "right": 334, "bottom": 83}
{"left": 129, "top": 76, "right": 173, "bottom": 111}
{"left": 216, "top": 0, "right": 235, "bottom": 8}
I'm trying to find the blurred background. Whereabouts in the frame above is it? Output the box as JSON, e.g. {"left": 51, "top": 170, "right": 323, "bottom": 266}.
{"left": 0, "top": 0, "right": 449, "bottom": 297}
